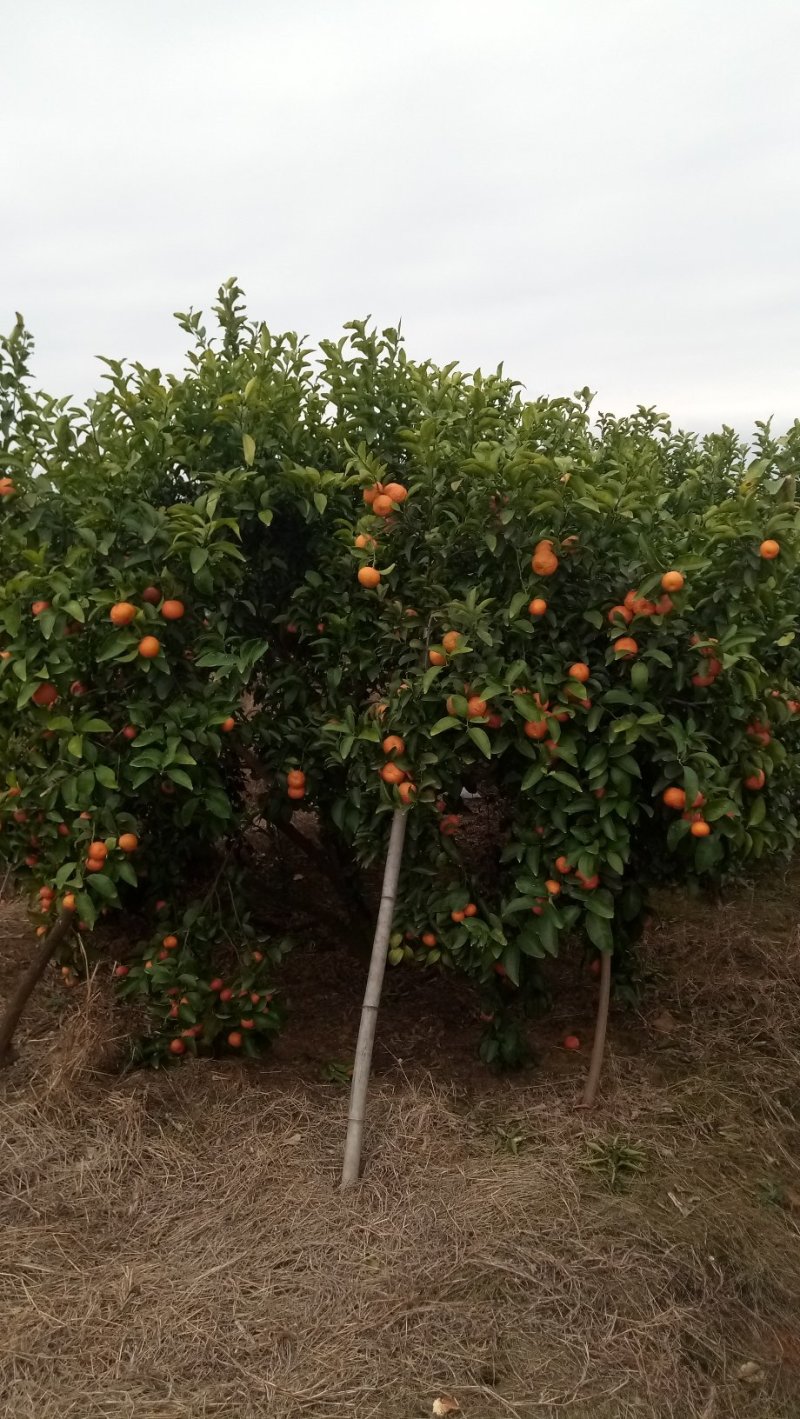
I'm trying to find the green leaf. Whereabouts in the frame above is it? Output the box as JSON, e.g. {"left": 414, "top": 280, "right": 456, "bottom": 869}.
{"left": 430, "top": 716, "right": 460, "bottom": 735}
{"left": 630, "top": 662, "right": 649, "bottom": 692}
{"left": 76, "top": 892, "right": 97, "bottom": 927}
{"left": 313, "top": 491, "right": 327, "bottom": 515}
{"left": 468, "top": 726, "right": 492, "bottom": 758}
{"left": 67, "top": 735, "right": 83, "bottom": 759}
{"left": 258, "top": 508, "right": 273, "bottom": 527}
{"left": 242, "top": 433, "right": 256, "bottom": 466}
{"left": 584, "top": 888, "right": 615, "bottom": 919}
{"left": 77, "top": 718, "right": 113, "bottom": 734}
{"left": 550, "top": 770, "right": 582, "bottom": 792}
{"left": 585, "top": 911, "right": 613, "bottom": 951}
{"left": 501, "top": 943, "right": 520, "bottom": 985}
{"left": 95, "top": 765, "right": 118, "bottom": 789}
{"left": 748, "top": 795, "right": 766, "bottom": 826}
{"left": 190, "top": 546, "right": 209, "bottom": 574}
{"left": 583, "top": 608, "right": 604, "bottom": 629}
{"left": 64, "top": 599, "right": 85, "bottom": 623}
{"left": 167, "top": 768, "right": 194, "bottom": 790}
{"left": 86, "top": 873, "right": 119, "bottom": 902}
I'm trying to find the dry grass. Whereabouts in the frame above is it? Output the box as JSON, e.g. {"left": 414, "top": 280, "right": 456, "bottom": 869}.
{"left": 1, "top": 879, "right": 800, "bottom": 1418}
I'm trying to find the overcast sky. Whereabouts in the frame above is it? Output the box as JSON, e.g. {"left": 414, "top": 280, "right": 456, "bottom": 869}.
{"left": 2, "top": 0, "right": 799, "bottom": 434}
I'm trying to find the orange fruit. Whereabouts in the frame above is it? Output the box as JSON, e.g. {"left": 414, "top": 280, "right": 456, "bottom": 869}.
{"left": 62, "top": 894, "right": 76, "bottom": 911}
{"left": 466, "top": 696, "right": 488, "bottom": 718}
{"left": 442, "top": 631, "right": 461, "bottom": 653}
{"left": 744, "top": 769, "right": 765, "bottom": 790}
{"left": 464, "top": 903, "right": 478, "bottom": 917}
{"left": 114, "top": 964, "right": 129, "bottom": 977}
{"left": 380, "top": 761, "right": 406, "bottom": 785}
{"left": 554, "top": 855, "right": 571, "bottom": 874}
{"left": 141, "top": 586, "right": 161, "bottom": 604}
{"left": 421, "top": 931, "right": 437, "bottom": 948}
{"left": 563, "top": 1035, "right": 581, "bottom": 1050}
{"left": 382, "top": 481, "right": 408, "bottom": 503}
{"left": 660, "top": 570, "right": 684, "bottom": 592}
{"left": 691, "top": 673, "right": 715, "bottom": 688}
{"left": 662, "top": 787, "right": 686, "bottom": 809}
{"left": 545, "top": 879, "right": 561, "bottom": 896}
{"left": 227, "top": 1031, "right": 243, "bottom": 1048}
{"left": 577, "top": 872, "right": 600, "bottom": 890}
{"left": 31, "top": 600, "right": 50, "bottom": 616}
{"left": 287, "top": 786, "right": 305, "bottom": 800}
{"left": 118, "top": 833, "right": 139, "bottom": 853}
{"left": 161, "top": 599, "right": 185, "bottom": 621}
{"left": 109, "top": 601, "right": 137, "bottom": 626}
{"left": 428, "top": 649, "right": 446, "bottom": 665}
{"left": 357, "top": 566, "right": 381, "bottom": 589}
{"left": 220, "top": 716, "right": 235, "bottom": 733}
{"left": 169, "top": 1039, "right": 186, "bottom": 1056}
{"left": 362, "top": 483, "right": 382, "bottom": 505}
{"left": 759, "top": 539, "right": 780, "bottom": 559}
{"left": 532, "top": 551, "right": 559, "bottom": 576}
{"left": 528, "top": 597, "right": 547, "bottom": 616}
{"left": 382, "top": 735, "right": 406, "bottom": 756}
{"left": 287, "top": 769, "right": 306, "bottom": 787}
{"left": 607, "top": 604, "right": 633, "bottom": 625}
{"left": 614, "top": 637, "right": 638, "bottom": 657}
{"left": 354, "top": 533, "right": 375, "bottom": 549}
{"left": 372, "top": 494, "right": 394, "bottom": 517}
{"left": 451, "top": 909, "right": 465, "bottom": 923}
{"left": 88, "top": 841, "right": 108, "bottom": 861}
{"left": 240, "top": 1018, "right": 255, "bottom": 1030}
{"left": 568, "top": 662, "right": 590, "bottom": 683}
{"left": 690, "top": 819, "right": 711, "bottom": 837}
{"left": 397, "top": 780, "right": 416, "bottom": 805}
{"left": 161, "top": 934, "right": 178, "bottom": 949}
{"left": 655, "top": 595, "right": 674, "bottom": 615}
{"left": 138, "top": 635, "right": 160, "bottom": 658}
{"left": 524, "top": 719, "right": 548, "bottom": 740}
{"left": 31, "top": 682, "right": 58, "bottom": 707}
{"left": 122, "top": 725, "right": 138, "bottom": 741}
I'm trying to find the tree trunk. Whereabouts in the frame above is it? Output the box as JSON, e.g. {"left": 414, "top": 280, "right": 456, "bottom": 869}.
{"left": 581, "top": 950, "right": 612, "bottom": 1108}
{"left": 341, "top": 808, "right": 407, "bottom": 1187}
{"left": 0, "top": 909, "right": 75, "bottom": 1067}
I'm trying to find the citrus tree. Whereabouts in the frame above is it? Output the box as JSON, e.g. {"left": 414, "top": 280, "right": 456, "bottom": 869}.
{"left": 2, "top": 281, "right": 800, "bottom": 1077}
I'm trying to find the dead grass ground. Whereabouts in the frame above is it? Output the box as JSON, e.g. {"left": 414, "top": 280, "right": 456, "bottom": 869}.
{"left": 1, "top": 873, "right": 800, "bottom": 1418}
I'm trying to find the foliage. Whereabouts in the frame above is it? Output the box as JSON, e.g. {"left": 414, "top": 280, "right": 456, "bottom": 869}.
{"left": 2, "top": 281, "right": 800, "bottom": 1059}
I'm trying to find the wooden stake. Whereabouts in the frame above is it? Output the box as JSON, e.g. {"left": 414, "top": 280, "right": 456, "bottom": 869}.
{"left": 581, "top": 949, "right": 612, "bottom": 1108}
{"left": 341, "top": 808, "right": 407, "bottom": 1188}
{"left": 0, "top": 908, "right": 75, "bottom": 1067}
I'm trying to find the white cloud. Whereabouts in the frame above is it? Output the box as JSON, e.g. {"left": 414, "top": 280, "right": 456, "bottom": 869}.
{"left": 3, "top": 0, "right": 799, "bottom": 432}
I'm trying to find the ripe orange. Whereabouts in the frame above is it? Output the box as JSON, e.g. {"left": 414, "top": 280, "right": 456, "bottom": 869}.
{"left": 240, "top": 1018, "right": 255, "bottom": 1030}
{"left": 563, "top": 1035, "right": 581, "bottom": 1050}
{"left": 614, "top": 637, "right": 638, "bottom": 657}
{"left": 524, "top": 719, "right": 548, "bottom": 740}
{"left": 287, "top": 786, "right": 305, "bottom": 800}
{"left": 528, "top": 598, "right": 547, "bottom": 616}
{"left": 577, "top": 872, "right": 600, "bottom": 890}
{"left": 161, "top": 599, "right": 185, "bottom": 621}
{"left": 654, "top": 594, "right": 674, "bottom": 615}
{"left": 608, "top": 604, "right": 633, "bottom": 625}
{"left": 0, "top": 477, "right": 16, "bottom": 496}
{"left": 227, "top": 1030, "right": 243, "bottom": 1048}
{"left": 531, "top": 550, "right": 559, "bottom": 576}
{"left": 439, "top": 814, "right": 460, "bottom": 836}
{"left": 118, "top": 833, "right": 139, "bottom": 853}
{"left": 110, "top": 601, "right": 137, "bottom": 626}
{"left": 357, "top": 566, "right": 381, "bottom": 589}
{"left": 138, "top": 635, "right": 160, "bottom": 658}
{"left": 421, "top": 931, "right": 437, "bottom": 947}
{"left": 62, "top": 894, "right": 76, "bottom": 911}
{"left": 451, "top": 908, "right": 466, "bottom": 923}
{"left": 662, "top": 787, "right": 686, "bottom": 809}
{"left": 545, "top": 879, "right": 561, "bottom": 896}
{"left": 691, "top": 673, "right": 715, "bottom": 688}
{"left": 287, "top": 769, "right": 306, "bottom": 787}
{"left": 690, "top": 819, "right": 711, "bottom": 837}
{"left": 759, "top": 539, "right": 780, "bottom": 559}
{"left": 554, "top": 855, "right": 571, "bottom": 874}
{"left": 467, "top": 696, "right": 488, "bottom": 718}
{"left": 31, "top": 682, "right": 58, "bottom": 707}
{"left": 162, "top": 934, "right": 179, "bottom": 949}
{"left": 169, "top": 1038, "right": 186, "bottom": 1056}
{"left": 114, "top": 964, "right": 129, "bottom": 978}
{"left": 354, "top": 533, "right": 375, "bottom": 549}
{"left": 141, "top": 586, "right": 161, "bottom": 604}
{"left": 362, "top": 483, "right": 382, "bottom": 505}
{"left": 661, "top": 570, "right": 684, "bottom": 593}
{"left": 382, "top": 481, "right": 408, "bottom": 503}
{"left": 428, "top": 649, "right": 446, "bottom": 666}
{"left": 568, "top": 662, "right": 590, "bottom": 683}
{"left": 122, "top": 725, "right": 138, "bottom": 741}
{"left": 372, "top": 494, "right": 393, "bottom": 517}
{"left": 380, "top": 761, "right": 406, "bottom": 785}
{"left": 442, "top": 630, "right": 461, "bottom": 653}
{"left": 464, "top": 903, "right": 478, "bottom": 917}
{"left": 382, "top": 735, "right": 406, "bottom": 756}
{"left": 744, "top": 769, "right": 766, "bottom": 790}
{"left": 398, "top": 780, "right": 416, "bottom": 805}
{"left": 31, "top": 600, "right": 50, "bottom": 616}
{"left": 220, "top": 716, "right": 235, "bottom": 733}
{"left": 88, "top": 841, "right": 108, "bottom": 861}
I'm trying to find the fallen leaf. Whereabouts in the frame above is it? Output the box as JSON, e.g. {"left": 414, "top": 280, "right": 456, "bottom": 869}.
{"left": 432, "top": 1397, "right": 460, "bottom": 1416}
{"left": 782, "top": 1186, "right": 800, "bottom": 1212}
{"left": 651, "top": 1010, "right": 678, "bottom": 1034}
{"left": 736, "top": 1361, "right": 764, "bottom": 1383}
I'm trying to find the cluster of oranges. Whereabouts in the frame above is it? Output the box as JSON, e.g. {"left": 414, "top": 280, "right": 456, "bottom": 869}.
{"left": 0, "top": 475, "right": 16, "bottom": 496}
{"left": 356, "top": 480, "right": 409, "bottom": 589}
{"left": 109, "top": 588, "right": 184, "bottom": 659}
{"left": 429, "top": 629, "right": 462, "bottom": 667}
{"left": 378, "top": 735, "right": 416, "bottom": 804}
{"left": 662, "top": 787, "right": 711, "bottom": 836}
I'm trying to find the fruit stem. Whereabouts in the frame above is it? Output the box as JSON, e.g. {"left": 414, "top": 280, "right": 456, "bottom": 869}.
{"left": 581, "top": 949, "right": 612, "bottom": 1108}
{"left": 0, "top": 908, "right": 75, "bottom": 1067}
{"left": 341, "top": 807, "right": 408, "bottom": 1188}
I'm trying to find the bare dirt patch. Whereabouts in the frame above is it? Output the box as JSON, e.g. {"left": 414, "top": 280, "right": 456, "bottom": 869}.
{"left": 1, "top": 873, "right": 800, "bottom": 1417}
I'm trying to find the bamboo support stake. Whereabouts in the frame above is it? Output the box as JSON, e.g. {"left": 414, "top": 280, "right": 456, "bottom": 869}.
{"left": 0, "top": 908, "right": 75, "bottom": 1067}
{"left": 581, "top": 949, "right": 612, "bottom": 1108}
{"left": 341, "top": 808, "right": 408, "bottom": 1187}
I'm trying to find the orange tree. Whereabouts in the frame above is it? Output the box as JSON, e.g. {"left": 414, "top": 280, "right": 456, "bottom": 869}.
{"left": 2, "top": 280, "right": 800, "bottom": 1066}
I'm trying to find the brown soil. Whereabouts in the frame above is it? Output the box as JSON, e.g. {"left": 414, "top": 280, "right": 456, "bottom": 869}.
{"left": 1, "top": 867, "right": 800, "bottom": 1417}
